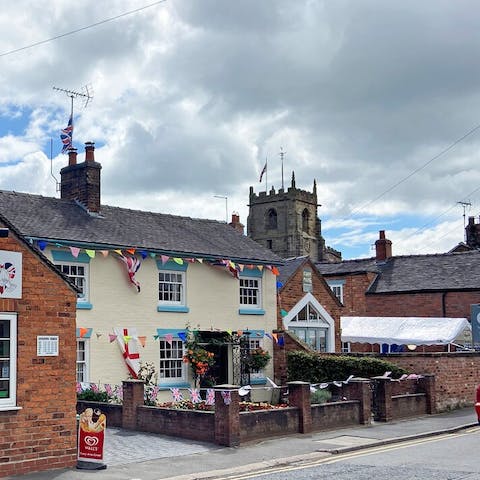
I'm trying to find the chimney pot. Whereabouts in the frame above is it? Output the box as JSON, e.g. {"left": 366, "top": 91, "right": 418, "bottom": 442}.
{"left": 375, "top": 230, "right": 392, "bottom": 261}
{"left": 229, "top": 212, "right": 244, "bottom": 235}
{"left": 85, "top": 142, "right": 95, "bottom": 163}
{"left": 68, "top": 148, "right": 77, "bottom": 166}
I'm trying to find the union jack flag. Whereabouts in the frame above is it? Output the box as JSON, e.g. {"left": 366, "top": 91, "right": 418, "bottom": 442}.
{"left": 188, "top": 388, "right": 201, "bottom": 404}
{"left": 60, "top": 115, "right": 73, "bottom": 153}
{"left": 171, "top": 388, "right": 183, "bottom": 402}
{"left": 205, "top": 388, "right": 215, "bottom": 405}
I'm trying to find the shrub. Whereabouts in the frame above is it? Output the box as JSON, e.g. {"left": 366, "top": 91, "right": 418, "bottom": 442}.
{"left": 310, "top": 388, "right": 332, "bottom": 404}
{"left": 287, "top": 351, "right": 407, "bottom": 383}
{"left": 77, "top": 388, "right": 110, "bottom": 403}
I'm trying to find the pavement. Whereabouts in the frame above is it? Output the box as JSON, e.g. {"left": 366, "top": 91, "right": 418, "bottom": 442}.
{"left": 6, "top": 407, "right": 479, "bottom": 480}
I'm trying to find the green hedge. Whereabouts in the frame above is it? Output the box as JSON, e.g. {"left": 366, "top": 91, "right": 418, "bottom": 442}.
{"left": 287, "top": 351, "right": 407, "bottom": 383}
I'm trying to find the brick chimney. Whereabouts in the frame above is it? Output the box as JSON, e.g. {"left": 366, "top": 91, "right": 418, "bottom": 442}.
{"left": 60, "top": 142, "right": 102, "bottom": 213}
{"left": 466, "top": 216, "right": 480, "bottom": 248}
{"left": 229, "top": 212, "right": 244, "bottom": 234}
{"left": 375, "top": 230, "right": 392, "bottom": 261}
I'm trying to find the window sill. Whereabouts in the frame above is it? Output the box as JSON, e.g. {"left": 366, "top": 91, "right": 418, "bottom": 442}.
{"left": 157, "top": 305, "right": 190, "bottom": 313}
{"left": 239, "top": 308, "right": 265, "bottom": 316}
{"left": 159, "top": 382, "right": 190, "bottom": 389}
{"left": 77, "top": 302, "right": 93, "bottom": 310}
{"left": 250, "top": 377, "right": 267, "bottom": 385}
{"left": 0, "top": 406, "right": 22, "bottom": 412}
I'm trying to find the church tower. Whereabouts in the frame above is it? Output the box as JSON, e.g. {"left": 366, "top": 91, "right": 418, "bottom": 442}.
{"left": 247, "top": 173, "right": 340, "bottom": 262}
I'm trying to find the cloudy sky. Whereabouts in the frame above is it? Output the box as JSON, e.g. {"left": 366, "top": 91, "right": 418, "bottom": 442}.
{"left": 1, "top": 0, "right": 480, "bottom": 259}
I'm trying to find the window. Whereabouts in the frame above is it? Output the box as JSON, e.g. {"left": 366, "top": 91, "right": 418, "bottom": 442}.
{"left": 76, "top": 340, "right": 89, "bottom": 383}
{"left": 239, "top": 269, "right": 264, "bottom": 315}
{"left": 159, "top": 339, "right": 185, "bottom": 383}
{"left": 302, "top": 208, "right": 309, "bottom": 233}
{"left": 267, "top": 239, "right": 273, "bottom": 249}
{"left": 302, "top": 269, "right": 312, "bottom": 292}
{"left": 266, "top": 208, "right": 277, "bottom": 229}
{"left": 327, "top": 280, "right": 345, "bottom": 304}
{"left": 0, "top": 313, "right": 16, "bottom": 409}
{"left": 52, "top": 250, "right": 92, "bottom": 310}
{"left": 157, "top": 260, "right": 189, "bottom": 313}
{"left": 341, "top": 342, "right": 351, "bottom": 353}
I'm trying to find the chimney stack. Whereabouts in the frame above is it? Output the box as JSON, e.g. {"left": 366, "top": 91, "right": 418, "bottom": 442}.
{"left": 60, "top": 142, "right": 102, "bottom": 213}
{"left": 375, "top": 230, "right": 392, "bottom": 261}
{"left": 229, "top": 212, "right": 244, "bottom": 235}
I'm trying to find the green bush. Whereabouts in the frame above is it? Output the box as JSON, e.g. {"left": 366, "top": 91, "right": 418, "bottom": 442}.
{"left": 287, "top": 351, "right": 407, "bottom": 383}
{"left": 310, "top": 388, "right": 332, "bottom": 404}
{"left": 77, "top": 388, "right": 110, "bottom": 403}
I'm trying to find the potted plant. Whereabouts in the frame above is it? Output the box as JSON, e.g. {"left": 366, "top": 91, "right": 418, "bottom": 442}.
{"left": 246, "top": 347, "right": 271, "bottom": 371}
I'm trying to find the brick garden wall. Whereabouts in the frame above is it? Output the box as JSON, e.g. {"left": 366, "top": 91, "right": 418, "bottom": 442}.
{"left": 0, "top": 226, "right": 78, "bottom": 477}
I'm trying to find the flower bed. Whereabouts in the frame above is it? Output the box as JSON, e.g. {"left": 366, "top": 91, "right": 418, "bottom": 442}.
{"left": 157, "top": 400, "right": 288, "bottom": 412}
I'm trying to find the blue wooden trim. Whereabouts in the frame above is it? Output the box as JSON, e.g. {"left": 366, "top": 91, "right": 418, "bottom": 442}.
{"left": 159, "top": 382, "right": 190, "bottom": 389}
{"left": 250, "top": 377, "right": 267, "bottom": 385}
{"left": 239, "top": 308, "right": 265, "bottom": 316}
{"left": 77, "top": 301, "right": 93, "bottom": 310}
{"left": 156, "top": 329, "right": 187, "bottom": 338}
{"left": 157, "top": 305, "right": 189, "bottom": 313}
{"left": 327, "top": 279, "right": 345, "bottom": 287}
{"left": 51, "top": 249, "right": 91, "bottom": 263}
{"left": 247, "top": 329, "right": 265, "bottom": 338}
{"left": 156, "top": 260, "right": 188, "bottom": 272}
{"left": 239, "top": 268, "right": 263, "bottom": 278}
{"left": 76, "top": 328, "right": 93, "bottom": 338}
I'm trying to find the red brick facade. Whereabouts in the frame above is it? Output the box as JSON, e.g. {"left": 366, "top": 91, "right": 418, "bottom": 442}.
{"left": 0, "top": 224, "right": 77, "bottom": 477}
{"left": 277, "top": 259, "right": 343, "bottom": 351}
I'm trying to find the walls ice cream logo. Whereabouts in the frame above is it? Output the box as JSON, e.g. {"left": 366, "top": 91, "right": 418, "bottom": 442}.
{"left": 0, "top": 262, "right": 16, "bottom": 295}
{"left": 84, "top": 436, "right": 99, "bottom": 447}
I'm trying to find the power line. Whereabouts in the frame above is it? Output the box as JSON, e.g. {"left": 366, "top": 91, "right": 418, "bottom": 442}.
{"left": 0, "top": 0, "right": 167, "bottom": 58}
{"left": 347, "top": 122, "right": 480, "bottom": 219}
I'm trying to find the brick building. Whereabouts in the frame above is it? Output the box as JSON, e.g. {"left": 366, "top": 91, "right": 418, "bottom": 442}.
{"left": 316, "top": 230, "right": 480, "bottom": 351}
{"left": 0, "top": 215, "right": 78, "bottom": 477}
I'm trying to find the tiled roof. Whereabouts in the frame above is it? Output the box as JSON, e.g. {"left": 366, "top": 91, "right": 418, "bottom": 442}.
{"left": 368, "top": 251, "right": 480, "bottom": 293}
{"left": 277, "top": 256, "right": 309, "bottom": 285}
{"left": 316, "top": 251, "right": 480, "bottom": 293}
{"left": 0, "top": 190, "right": 282, "bottom": 264}
{"left": 316, "top": 257, "right": 380, "bottom": 276}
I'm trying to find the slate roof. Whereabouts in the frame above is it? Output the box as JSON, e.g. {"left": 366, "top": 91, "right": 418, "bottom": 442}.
{"left": 0, "top": 190, "right": 282, "bottom": 264}
{"left": 316, "top": 250, "right": 480, "bottom": 293}
{"left": 277, "top": 256, "right": 309, "bottom": 285}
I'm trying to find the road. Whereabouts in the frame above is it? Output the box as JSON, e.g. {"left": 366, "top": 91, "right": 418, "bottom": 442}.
{"left": 207, "top": 426, "right": 480, "bottom": 480}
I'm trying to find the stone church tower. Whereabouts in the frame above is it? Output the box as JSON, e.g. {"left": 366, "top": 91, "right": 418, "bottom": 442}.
{"left": 247, "top": 173, "right": 341, "bottom": 262}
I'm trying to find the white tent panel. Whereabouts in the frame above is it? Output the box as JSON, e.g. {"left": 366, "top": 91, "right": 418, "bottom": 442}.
{"left": 341, "top": 316, "right": 470, "bottom": 346}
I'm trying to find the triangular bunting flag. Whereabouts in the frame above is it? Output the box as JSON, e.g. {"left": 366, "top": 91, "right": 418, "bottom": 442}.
{"left": 140, "top": 250, "right": 148, "bottom": 259}
{"left": 165, "top": 333, "right": 173, "bottom": 345}
{"left": 126, "top": 248, "right": 136, "bottom": 255}
{"left": 197, "top": 258, "right": 203, "bottom": 263}
{"left": 258, "top": 265, "right": 264, "bottom": 271}
{"left": 237, "top": 330, "right": 243, "bottom": 336}
{"left": 109, "top": 334, "right": 117, "bottom": 343}
{"left": 153, "top": 335, "right": 160, "bottom": 340}
{"left": 138, "top": 336, "right": 146, "bottom": 347}
{"left": 272, "top": 266, "right": 280, "bottom": 276}
{"left": 280, "top": 309, "right": 288, "bottom": 317}
{"left": 38, "top": 240, "right": 47, "bottom": 251}
{"left": 272, "top": 333, "right": 278, "bottom": 343}
{"left": 178, "top": 331, "right": 187, "bottom": 342}
{"left": 278, "top": 336, "right": 285, "bottom": 346}
{"left": 149, "top": 252, "right": 156, "bottom": 258}
{"left": 173, "top": 257, "right": 183, "bottom": 265}
{"left": 161, "top": 255, "right": 169, "bottom": 264}
{"left": 85, "top": 249, "right": 96, "bottom": 258}
{"left": 114, "top": 249, "right": 123, "bottom": 255}
{"left": 79, "top": 327, "right": 89, "bottom": 338}
{"left": 123, "top": 335, "right": 132, "bottom": 344}
{"left": 70, "top": 246, "right": 81, "bottom": 258}
{"left": 265, "top": 333, "right": 273, "bottom": 340}
{"left": 100, "top": 250, "right": 109, "bottom": 257}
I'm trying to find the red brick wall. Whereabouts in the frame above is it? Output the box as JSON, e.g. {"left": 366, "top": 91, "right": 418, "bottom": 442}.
{"left": 380, "top": 352, "right": 480, "bottom": 411}
{"left": 278, "top": 262, "right": 344, "bottom": 351}
{"left": 0, "top": 228, "right": 77, "bottom": 477}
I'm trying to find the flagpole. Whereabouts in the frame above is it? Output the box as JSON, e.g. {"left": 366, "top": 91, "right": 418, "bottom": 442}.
{"left": 70, "top": 95, "right": 74, "bottom": 146}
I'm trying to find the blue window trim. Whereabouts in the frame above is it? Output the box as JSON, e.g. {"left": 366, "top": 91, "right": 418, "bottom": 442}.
{"left": 156, "top": 260, "right": 189, "bottom": 272}
{"left": 157, "top": 305, "right": 189, "bottom": 313}
{"left": 246, "top": 329, "right": 265, "bottom": 338}
{"left": 77, "top": 302, "right": 93, "bottom": 310}
{"left": 159, "top": 382, "right": 190, "bottom": 390}
{"left": 239, "top": 308, "right": 265, "bottom": 316}
{"left": 76, "top": 328, "right": 93, "bottom": 338}
{"left": 51, "top": 250, "right": 91, "bottom": 263}
{"left": 239, "top": 268, "right": 263, "bottom": 278}
{"left": 156, "top": 329, "right": 187, "bottom": 338}
{"left": 250, "top": 377, "right": 267, "bottom": 385}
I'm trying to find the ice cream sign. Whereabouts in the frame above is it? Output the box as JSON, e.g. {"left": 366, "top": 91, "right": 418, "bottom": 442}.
{"left": 0, "top": 250, "right": 22, "bottom": 299}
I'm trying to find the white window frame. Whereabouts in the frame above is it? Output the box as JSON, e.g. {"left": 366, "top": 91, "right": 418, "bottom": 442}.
{"left": 55, "top": 261, "right": 90, "bottom": 305}
{"left": 247, "top": 336, "right": 265, "bottom": 378}
{"left": 76, "top": 339, "right": 89, "bottom": 383}
{"left": 159, "top": 338, "right": 186, "bottom": 385}
{"left": 327, "top": 280, "right": 344, "bottom": 304}
{"left": 0, "top": 313, "right": 17, "bottom": 409}
{"left": 158, "top": 270, "right": 186, "bottom": 306}
{"left": 239, "top": 277, "right": 262, "bottom": 309}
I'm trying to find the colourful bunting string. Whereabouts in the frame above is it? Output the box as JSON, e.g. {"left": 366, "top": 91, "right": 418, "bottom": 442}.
{"left": 221, "top": 390, "right": 232, "bottom": 405}
{"left": 280, "top": 309, "right": 288, "bottom": 317}
{"left": 165, "top": 333, "right": 173, "bottom": 345}
{"left": 171, "top": 388, "right": 183, "bottom": 402}
{"left": 101, "top": 250, "right": 109, "bottom": 257}
{"left": 38, "top": 240, "right": 47, "bottom": 251}
{"left": 126, "top": 248, "right": 136, "bottom": 255}
{"left": 114, "top": 249, "right": 123, "bottom": 255}
{"left": 149, "top": 252, "right": 156, "bottom": 258}
{"left": 161, "top": 255, "right": 169, "bottom": 264}
{"left": 189, "top": 388, "right": 201, "bottom": 403}
{"left": 206, "top": 388, "right": 215, "bottom": 405}
{"left": 153, "top": 334, "right": 160, "bottom": 340}
{"left": 271, "top": 266, "right": 280, "bottom": 276}
{"left": 140, "top": 250, "right": 148, "bottom": 259}
{"left": 109, "top": 334, "right": 117, "bottom": 343}
{"left": 138, "top": 336, "right": 146, "bottom": 347}
{"left": 272, "top": 333, "right": 278, "bottom": 343}
{"left": 79, "top": 327, "right": 89, "bottom": 338}
{"left": 70, "top": 246, "right": 80, "bottom": 258}
{"left": 276, "top": 281, "right": 283, "bottom": 289}
{"left": 173, "top": 257, "right": 183, "bottom": 265}
{"left": 278, "top": 336, "right": 285, "bottom": 346}
{"left": 85, "top": 249, "right": 96, "bottom": 258}
{"left": 178, "top": 332, "right": 187, "bottom": 342}
{"left": 123, "top": 335, "right": 132, "bottom": 344}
